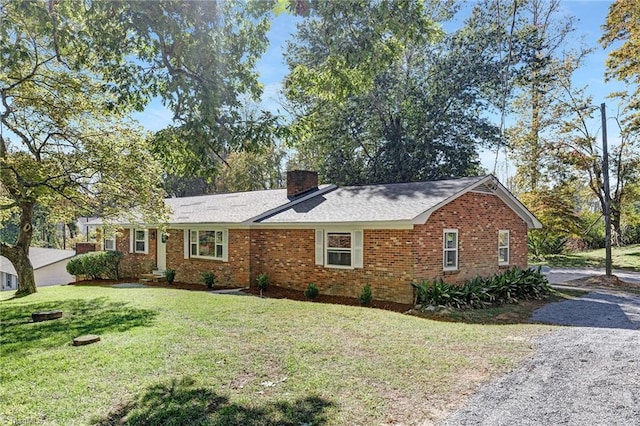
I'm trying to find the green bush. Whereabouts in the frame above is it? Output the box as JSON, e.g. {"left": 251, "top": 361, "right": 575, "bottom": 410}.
{"left": 66, "top": 251, "right": 123, "bottom": 280}
{"left": 201, "top": 272, "right": 216, "bottom": 289}
{"left": 165, "top": 269, "right": 176, "bottom": 285}
{"left": 304, "top": 282, "right": 319, "bottom": 300}
{"left": 359, "top": 284, "right": 372, "bottom": 306}
{"left": 256, "top": 273, "right": 269, "bottom": 297}
{"left": 412, "top": 267, "right": 551, "bottom": 310}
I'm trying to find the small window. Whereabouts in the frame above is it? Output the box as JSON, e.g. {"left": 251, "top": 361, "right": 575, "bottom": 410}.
{"left": 104, "top": 237, "right": 116, "bottom": 251}
{"left": 326, "top": 232, "right": 352, "bottom": 267}
{"left": 499, "top": 230, "right": 509, "bottom": 265}
{"left": 443, "top": 230, "right": 458, "bottom": 271}
{"left": 190, "top": 229, "right": 227, "bottom": 260}
{"left": 135, "top": 229, "right": 147, "bottom": 253}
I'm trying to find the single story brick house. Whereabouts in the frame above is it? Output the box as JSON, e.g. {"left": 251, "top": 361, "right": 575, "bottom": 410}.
{"left": 88, "top": 172, "right": 541, "bottom": 304}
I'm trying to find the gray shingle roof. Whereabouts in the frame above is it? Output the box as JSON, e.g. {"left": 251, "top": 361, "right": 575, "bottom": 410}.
{"left": 165, "top": 185, "right": 332, "bottom": 224}
{"left": 86, "top": 175, "right": 541, "bottom": 229}
{"left": 0, "top": 247, "right": 75, "bottom": 274}
{"left": 166, "top": 188, "right": 288, "bottom": 224}
{"left": 258, "top": 176, "right": 488, "bottom": 224}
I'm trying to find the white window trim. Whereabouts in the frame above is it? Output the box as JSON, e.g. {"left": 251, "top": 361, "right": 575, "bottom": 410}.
{"left": 325, "top": 230, "right": 354, "bottom": 269}
{"left": 104, "top": 236, "right": 116, "bottom": 251}
{"left": 443, "top": 229, "right": 459, "bottom": 271}
{"left": 130, "top": 228, "right": 148, "bottom": 254}
{"left": 316, "top": 229, "right": 363, "bottom": 269}
{"left": 499, "top": 230, "right": 510, "bottom": 266}
{"left": 188, "top": 229, "right": 228, "bottom": 262}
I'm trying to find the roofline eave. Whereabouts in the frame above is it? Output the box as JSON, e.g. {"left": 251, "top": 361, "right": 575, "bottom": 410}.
{"left": 411, "top": 175, "right": 543, "bottom": 229}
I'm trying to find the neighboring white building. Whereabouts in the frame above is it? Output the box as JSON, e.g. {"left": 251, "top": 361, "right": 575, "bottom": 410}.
{"left": 0, "top": 248, "right": 76, "bottom": 291}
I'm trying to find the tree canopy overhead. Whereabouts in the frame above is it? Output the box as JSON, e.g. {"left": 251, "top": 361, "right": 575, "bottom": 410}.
{"left": 79, "top": 0, "right": 280, "bottom": 184}
{"left": 0, "top": 0, "right": 175, "bottom": 295}
{"left": 601, "top": 0, "right": 640, "bottom": 129}
{"left": 283, "top": 0, "right": 515, "bottom": 185}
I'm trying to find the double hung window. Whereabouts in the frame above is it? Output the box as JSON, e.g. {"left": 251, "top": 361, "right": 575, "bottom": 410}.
{"left": 443, "top": 230, "right": 458, "bottom": 270}
{"left": 498, "top": 230, "right": 509, "bottom": 265}
{"left": 190, "top": 230, "right": 227, "bottom": 260}
{"left": 326, "top": 232, "right": 352, "bottom": 267}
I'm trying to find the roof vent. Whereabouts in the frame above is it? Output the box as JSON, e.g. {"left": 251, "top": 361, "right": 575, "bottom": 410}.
{"left": 473, "top": 183, "right": 496, "bottom": 194}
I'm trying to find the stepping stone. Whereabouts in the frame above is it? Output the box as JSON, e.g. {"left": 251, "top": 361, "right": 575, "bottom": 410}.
{"left": 32, "top": 310, "right": 63, "bottom": 322}
{"left": 73, "top": 335, "right": 101, "bottom": 346}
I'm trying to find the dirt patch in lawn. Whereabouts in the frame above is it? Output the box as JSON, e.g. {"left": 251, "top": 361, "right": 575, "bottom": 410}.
{"left": 564, "top": 275, "right": 640, "bottom": 292}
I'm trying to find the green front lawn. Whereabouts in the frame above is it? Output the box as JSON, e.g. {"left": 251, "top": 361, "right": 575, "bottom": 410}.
{"left": 0, "top": 285, "right": 554, "bottom": 425}
{"left": 532, "top": 244, "right": 640, "bottom": 271}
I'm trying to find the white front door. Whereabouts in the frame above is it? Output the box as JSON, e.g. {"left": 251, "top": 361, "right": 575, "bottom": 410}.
{"left": 157, "top": 234, "right": 167, "bottom": 271}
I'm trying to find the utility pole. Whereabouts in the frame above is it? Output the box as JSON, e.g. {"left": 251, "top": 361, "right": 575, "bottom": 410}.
{"left": 601, "top": 103, "right": 612, "bottom": 276}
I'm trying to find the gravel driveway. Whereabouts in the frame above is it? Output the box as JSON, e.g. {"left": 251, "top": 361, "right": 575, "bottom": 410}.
{"left": 440, "top": 268, "right": 640, "bottom": 425}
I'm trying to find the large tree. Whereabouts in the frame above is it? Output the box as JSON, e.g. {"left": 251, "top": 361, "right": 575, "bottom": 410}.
{"left": 87, "top": 0, "right": 278, "bottom": 187}
{"left": 601, "top": 0, "right": 640, "bottom": 130}
{"left": 1, "top": 0, "right": 277, "bottom": 295}
{"left": 488, "top": 0, "right": 589, "bottom": 193}
{"left": 284, "top": 0, "right": 510, "bottom": 185}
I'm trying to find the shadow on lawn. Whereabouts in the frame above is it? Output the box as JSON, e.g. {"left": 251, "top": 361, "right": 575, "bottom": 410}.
{"left": 93, "top": 377, "right": 335, "bottom": 426}
{"left": 0, "top": 298, "right": 156, "bottom": 355}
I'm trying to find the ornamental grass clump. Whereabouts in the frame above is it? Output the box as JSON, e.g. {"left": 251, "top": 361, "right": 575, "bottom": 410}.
{"left": 412, "top": 267, "right": 551, "bottom": 310}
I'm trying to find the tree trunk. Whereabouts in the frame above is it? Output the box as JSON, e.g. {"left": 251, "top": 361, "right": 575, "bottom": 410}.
{"left": 610, "top": 199, "right": 622, "bottom": 247}
{"left": 0, "top": 202, "right": 37, "bottom": 296}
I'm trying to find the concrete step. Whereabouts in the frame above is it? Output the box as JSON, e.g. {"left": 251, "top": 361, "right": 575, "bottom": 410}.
{"left": 139, "top": 273, "right": 166, "bottom": 282}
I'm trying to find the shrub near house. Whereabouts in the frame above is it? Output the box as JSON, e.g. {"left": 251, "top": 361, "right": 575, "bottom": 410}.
{"left": 86, "top": 172, "right": 541, "bottom": 304}
{"left": 66, "top": 251, "right": 123, "bottom": 280}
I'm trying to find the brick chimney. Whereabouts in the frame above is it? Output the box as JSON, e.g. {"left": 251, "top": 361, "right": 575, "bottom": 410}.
{"left": 75, "top": 242, "right": 96, "bottom": 255}
{"left": 287, "top": 170, "right": 318, "bottom": 198}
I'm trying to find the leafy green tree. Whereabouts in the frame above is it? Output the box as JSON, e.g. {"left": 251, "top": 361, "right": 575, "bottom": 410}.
{"left": 551, "top": 92, "right": 640, "bottom": 247}
{"left": 600, "top": 0, "right": 640, "bottom": 130}
{"left": 1, "top": 0, "right": 280, "bottom": 295}
{"left": 216, "top": 146, "right": 286, "bottom": 193}
{"left": 492, "top": 0, "right": 590, "bottom": 193}
{"left": 84, "top": 0, "right": 278, "bottom": 184}
{"left": 284, "top": 0, "right": 507, "bottom": 184}
{"left": 0, "top": 1, "right": 166, "bottom": 295}
{"left": 520, "top": 184, "right": 583, "bottom": 259}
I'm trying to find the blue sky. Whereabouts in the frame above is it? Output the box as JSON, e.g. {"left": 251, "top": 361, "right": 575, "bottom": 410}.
{"left": 136, "top": 0, "right": 625, "bottom": 182}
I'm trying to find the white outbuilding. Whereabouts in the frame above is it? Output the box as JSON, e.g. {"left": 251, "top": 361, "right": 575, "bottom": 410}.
{"left": 0, "top": 247, "right": 76, "bottom": 291}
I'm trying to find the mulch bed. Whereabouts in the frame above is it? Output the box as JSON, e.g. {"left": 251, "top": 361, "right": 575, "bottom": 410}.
{"left": 71, "top": 279, "right": 413, "bottom": 313}
{"left": 71, "top": 279, "right": 238, "bottom": 292}
{"left": 242, "top": 286, "right": 413, "bottom": 313}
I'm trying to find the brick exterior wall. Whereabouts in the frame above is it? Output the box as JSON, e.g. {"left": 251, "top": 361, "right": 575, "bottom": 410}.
{"left": 412, "top": 192, "right": 528, "bottom": 285}
{"left": 250, "top": 228, "right": 414, "bottom": 302}
{"left": 117, "top": 228, "right": 158, "bottom": 278}
{"left": 102, "top": 191, "right": 529, "bottom": 303}
{"left": 250, "top": 192, "right": 528, "bottom": 304}
{"left": 165, "top": 228, "right": 251, "bottom": 287}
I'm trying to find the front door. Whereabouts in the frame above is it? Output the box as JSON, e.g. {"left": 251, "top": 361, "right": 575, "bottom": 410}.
{"left": 157, "top": 233, "right": 167, "bottom": 271}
